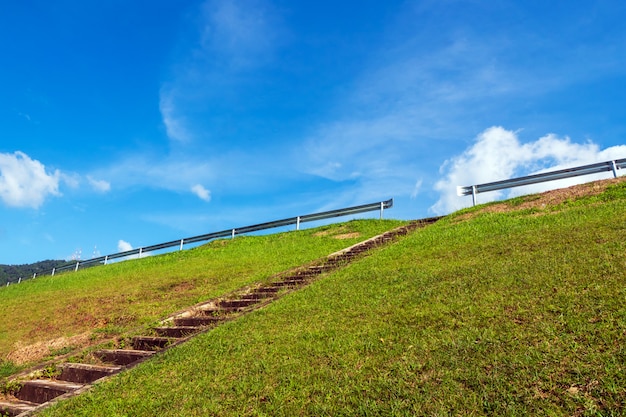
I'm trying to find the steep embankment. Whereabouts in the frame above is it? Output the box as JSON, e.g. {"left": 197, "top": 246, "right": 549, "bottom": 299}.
{"left": 35, "top": 177, "right": 626, "bottom": 416}
{"left": 0, "top": 220, "right": 406, "bottom": 371}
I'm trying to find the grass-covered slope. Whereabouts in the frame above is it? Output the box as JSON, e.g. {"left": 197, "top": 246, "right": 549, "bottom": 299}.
{"left": 13, "top": 178, "right": 626, "bottom": 416}
{"left": 0, "top": 219, "right": 406, "bottom": 373}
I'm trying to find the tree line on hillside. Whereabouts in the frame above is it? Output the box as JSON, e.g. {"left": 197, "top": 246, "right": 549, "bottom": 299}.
{"left": 0, "top": 260, "right": 69, "bottom": 286}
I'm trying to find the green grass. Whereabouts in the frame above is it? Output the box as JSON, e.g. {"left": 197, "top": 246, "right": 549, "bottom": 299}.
{"left": 0, "top": 219, "right": 405, "bottom": 366}
{"left": 16, "top": 181, "right": 626, "bottom": 415}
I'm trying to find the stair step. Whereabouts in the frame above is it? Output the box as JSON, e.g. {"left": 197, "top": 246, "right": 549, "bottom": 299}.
{"left": 254, "top": 286, "right": 281, "bottom": 293}
{"left": 0, "top": 399, "right": 39, "bottom": 417}
{"left": 58, "top": 363, "right": 122, "bottom": 384}
{"left": 173, "top": 316, "right": 224, "bottom": 327}
{"left": 154, "top": 326, "right": 202, "bottom": 338}
{"left": 290, "top": 271, "right": 317, "bottom": 278}
{"left": 239, "top": 293, "right": 273, "bottom": 300}
{"left": 94, "top": 349, "right": 155, "bottom": 366}
{"left": 283, "top": 275, "right": 309, "bottom": 281}
{"left": 199, "top": 306, "right": 242, "bottom": 314}
{"left": 132, "top": 336, "right": 176, "bottom": 351}
{"left": 270, "top": 280, "right": 305, "bottom": 287}
{"left": 15, "top": 379, "right": 83, "bottom": 404}
{"left": 308, "top": 265, "right": 331, "bottom": 273}
{"left": 218, "top": 299, "right": 259, "bottom": 308}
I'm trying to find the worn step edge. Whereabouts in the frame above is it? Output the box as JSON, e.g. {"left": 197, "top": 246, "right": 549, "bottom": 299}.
{"left": 0, "top": 399, "right": 39, "bottom": 417}
{"left": 132, "top": 336, "right": 177, "bottom": 351}
{"left": 57, "top": 363, "right": 122, "bottom": 384}
{"left": 93, "top": 349, "right": 155, "bottom": 366}
{"left": 218, "top": 299, "right": 260, "bottom": 308}
{"left": 15, "top": 379, "right": 84, "bottom": 404}
{"left": 153, "top": 326, "right": 203, "bottom": 338}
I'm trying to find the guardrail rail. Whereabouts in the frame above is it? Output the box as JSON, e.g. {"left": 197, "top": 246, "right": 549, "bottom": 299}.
{"left": 457, "top": 158, "right": 625, "bottom": 206}
{"left": 5, "top": 199, "right": 394, "bottom": 285}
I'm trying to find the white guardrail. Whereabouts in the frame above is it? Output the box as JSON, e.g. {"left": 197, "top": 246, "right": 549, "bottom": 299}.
{"left": 457, "top": 158, "right": 626, "bottom": 206}
{"left": 5, "top": 199, "right": 393, "bottom": 286}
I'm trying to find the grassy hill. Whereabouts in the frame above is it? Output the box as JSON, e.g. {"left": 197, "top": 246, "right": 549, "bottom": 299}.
{"left": 3, "top": 178, "right": 626, "bottom": 416}
{"left": 0, "top": 220, "right": 406, "bottom": 371}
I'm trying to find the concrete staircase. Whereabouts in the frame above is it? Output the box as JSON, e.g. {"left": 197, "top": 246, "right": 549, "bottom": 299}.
{"left": 0, "top": 218, "right": 439, "bottom": 417}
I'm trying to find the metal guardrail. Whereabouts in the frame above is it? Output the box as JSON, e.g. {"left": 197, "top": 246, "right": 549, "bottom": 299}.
{"left": 457, "top": 158, "right": 626, "bottom": 206}
{"left": 5, "top": 199, "right": 393, "bottom": 285}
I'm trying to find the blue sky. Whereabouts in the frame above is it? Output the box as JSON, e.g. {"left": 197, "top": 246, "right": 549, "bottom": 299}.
{"left": 1, "top": 0, "right": 626, "bottom": 265}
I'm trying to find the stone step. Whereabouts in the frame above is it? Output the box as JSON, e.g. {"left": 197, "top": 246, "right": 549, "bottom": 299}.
{"left": 58, "top": 363, "right": 122, "bottom": 384}
{"left": 15, "top": 379, "right": 83, "bottom": 404}
{"left": 254, "top": 286, "right": 281, "bottom": 294}
{"left": 195, "top": 307, "right": 239, "bottom": 316}
{"left": 173, "top": 316, "right": 224, "bottom": 327}
{"left": 239, "top": 292, "right": 274, "bottom": 301}
{"left": 94, "top": 349, "right": 155, "bottom": 366}
{"left": 307, "top": 265, "right": 332, "bottom": 274}
{"left": 218, "top": 299, "right": 259, "bottom": 308}
{"left": 154, "top": 326, "right": 202, "bottom": 338}
{"left": 132, "top": 336, "right": 176, "bottom": 351}
{"left": 269, "top": 280, "right": 305, "bottom": 287}
{"left": 289, "top": 271, "right": 317, "bottom": 278}
{"left": 282, "top": 274, "right": 309, "bottom": 281}
{"left": 0, "top": 399, "right": 39, "bottom": 417}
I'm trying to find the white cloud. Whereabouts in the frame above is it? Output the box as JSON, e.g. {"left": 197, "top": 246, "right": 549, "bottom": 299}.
{"left": 159, "top": 90, "right": 192, "bottom": 143}
{"left": 117, "top": 240, "right": 133, "bottom": 252}
{"left": 0, "top": 151, "right": 61, "bottom": 209}
{"left": 61, "top": 172, "right": 81, "bottom": 189}
{"left": 431, "top": 127, "right": 626, "bottom": 214}
{"left": 116, "top": 239, "right": 146, "bottom": 260}
{"left": 87, "top": 176, "right": 111, "bottom": 193}
{"left": 411, "top": 179, "right": 423, "bottom": 199}
{"left": 191, "top": 184, "right": 211, "bottom": 202}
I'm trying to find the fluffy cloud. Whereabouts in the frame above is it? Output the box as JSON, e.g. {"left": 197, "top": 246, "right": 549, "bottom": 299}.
{"left": 191, "top": 184, "right": 211, "bottom": 202}
{"left": 0, "top": 151, "right": 61, "bottom": 209}
{"left": 117, "top": 240, "right": 133, "bottom": 252}
{"left": 431, "top": 127, "right": 626, "bottom": 214}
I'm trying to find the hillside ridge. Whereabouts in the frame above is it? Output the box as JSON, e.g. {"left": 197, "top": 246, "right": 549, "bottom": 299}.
{"left": 0, "top": 220, "right": 438, "bottom": 417}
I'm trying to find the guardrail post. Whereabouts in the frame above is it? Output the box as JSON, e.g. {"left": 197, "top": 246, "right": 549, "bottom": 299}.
{"left": 139, "top": 248, "right": 143, "bottom": 258}
{"left": 75, "top": 262, "right": 80, "bottom": 272}
{"left": 18, "top": 277, "right": 22, "bottom": 284}
{"left": 296, "top": 216, "right": 301, "bottom": 231}
{"left": 231, "top": 229, "right": 236, "bottom": 239}
{"left": 52, "top": 268, "right": 55, "bottom": 276}
{"left": 380, "top": 202, "right": 384, "bottom": 219}
{"left": 612, "top": 160, "right": 618, "bottom": 178}
{"left": 472, "top": 185, "right": 477, "bottom": 206}
{"left": 180, "top": 239, "right": 184, "bottom": 251}
{"left": 104, "top": 256, "right": 108, "bottom": 265}
{"left": 32, "top": 273, "right": 36, "bottom": 279}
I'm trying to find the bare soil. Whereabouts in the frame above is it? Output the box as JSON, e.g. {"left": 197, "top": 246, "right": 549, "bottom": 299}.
{"left": 7, "top": 332, "right": 92, "bottom": 365}
{"left": 333, "top": 232, "right": 361, "bottom": 240}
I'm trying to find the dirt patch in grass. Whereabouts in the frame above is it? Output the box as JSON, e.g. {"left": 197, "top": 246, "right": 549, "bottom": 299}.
{"left": 313, "top": 225, "right": 350, "bottom": 237}
{"left": 334, "top": 232, "right": 361, "bottom": 240}
{"left": 7, "top": 332, "right": 92, "bottom": 365}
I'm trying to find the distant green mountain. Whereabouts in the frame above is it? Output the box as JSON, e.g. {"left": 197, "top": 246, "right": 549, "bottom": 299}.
{"left": 0, "top": 260, "right": 69, "bottom": 286}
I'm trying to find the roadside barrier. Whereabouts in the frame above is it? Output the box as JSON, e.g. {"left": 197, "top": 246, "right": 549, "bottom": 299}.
{"left": 4, "top": 199, "right": 393, "bottom": 285}
{"left": 457, "top": 158, "right": 625, "bottom": 206}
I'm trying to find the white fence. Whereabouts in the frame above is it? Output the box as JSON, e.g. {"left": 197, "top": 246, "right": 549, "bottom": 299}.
{"left": 457, "top": 158, "right": 626, "bottom": 206}
{"left": 4, "top": 199, "right": 394, "bottom": 286}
